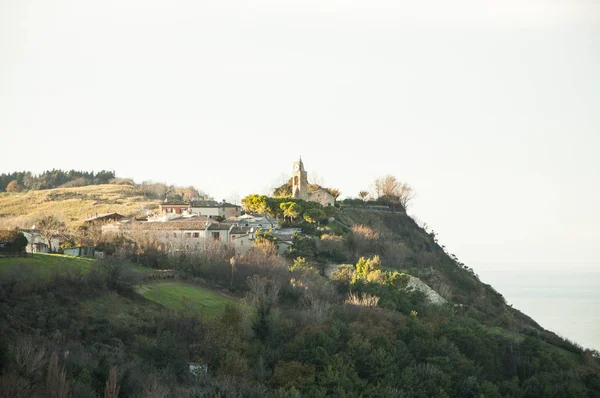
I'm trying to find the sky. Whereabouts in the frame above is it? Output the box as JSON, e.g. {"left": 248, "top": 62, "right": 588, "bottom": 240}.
{"left": 1, "top": 0, "right": 599, "bottom": 268}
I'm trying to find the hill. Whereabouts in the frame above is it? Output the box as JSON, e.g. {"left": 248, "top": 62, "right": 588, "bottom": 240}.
{"left": 1, "top": 202, "right": 599, "bottom": 396}
{"left": 0, "top": 184, "right": 159, "bottom": 227}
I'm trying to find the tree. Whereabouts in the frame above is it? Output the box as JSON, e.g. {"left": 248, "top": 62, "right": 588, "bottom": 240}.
{"left": 242, "top": 194, "right": 269, "bottom": 214}
{"left": 0, "top": 230, "right": 28, "bottom": 253}
{"left": 273, "top": 178, "right": 293, "bottom": 197}
{"left": 303, "top": 208, "right": 326, "bottom": 225}
{"left": 324, "top": 188, "right": 342, "bottom": 199}
{"left": 6, "top": 180, "right": 24, "bottom": 193}
{"left": 178, "top": 186, "right": 201, "bottom": 201}
{"left": 37, "top": 215, "right": 65, "bottom": 252}
{"left": 373, "top": 175, "right": 415, "bottom": 209}
{"left": 358, "top": 191, "right": 369, "bottom": 201}
{"left": 280, "top": 202, "right": 302, "bottom": 222}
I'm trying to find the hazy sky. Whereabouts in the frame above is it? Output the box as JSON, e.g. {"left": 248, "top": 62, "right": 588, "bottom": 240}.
{"left": 1, "top": 1, "right": 599, "bottom": 267}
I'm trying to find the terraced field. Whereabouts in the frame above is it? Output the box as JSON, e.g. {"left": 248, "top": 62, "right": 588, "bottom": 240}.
{"left": 139, "top": 282, "right": 234, "bottom": 316}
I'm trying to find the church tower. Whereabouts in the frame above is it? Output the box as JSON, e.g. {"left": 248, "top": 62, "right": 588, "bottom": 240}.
{"left": 292, "top": 158, "right": 308, "bottom": 200}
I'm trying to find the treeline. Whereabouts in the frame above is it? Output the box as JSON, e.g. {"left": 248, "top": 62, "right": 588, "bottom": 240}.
{"left": 0, "top": 169, "right": 116, "bottom": 192}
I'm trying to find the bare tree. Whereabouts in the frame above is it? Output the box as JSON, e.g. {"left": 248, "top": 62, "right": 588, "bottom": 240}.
{"left": 104, "top": 366, "right": 119, "bottom": 398}
{"left": 358, "top": 191, "right": 369, "bottom": 201}
{"left": 309, "top": 172, "right": 325, "bottom": 187}
{"left": 36, "top": 215, "right": 65, "bottom": 252}
{"left": 11, "top": 338, "right": 47, "bottom": 379}
{"left": 46, "top": 354, "right": 69, "bottom": 398}
{"left": 373, "top": 175, "right": 415, "bottom": 209}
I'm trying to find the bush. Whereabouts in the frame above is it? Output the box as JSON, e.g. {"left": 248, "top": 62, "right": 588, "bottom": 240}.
{"left": 90, "top": 259, "right": 141, "bottom": 293}
{"left": 0, "top": 230, "right": 28, "bottom": 253}
{"left": 6, "top": 180, "right": 24, "bottom": 193}
{"left": 108, "top": 178, "right": 134, "bottom": 185}
{"left": 331, "top": 265, "right": 355, "bottom": 293}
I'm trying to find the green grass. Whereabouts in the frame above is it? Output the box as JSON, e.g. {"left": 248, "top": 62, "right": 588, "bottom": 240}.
{"left": 0, "top": 253, "right": 152, "bottom": 279}
{"left": 0, "top": 253, "right": 96, "bottom": 277}
{"left": 140, "top": 282, "right": 233, "bottom": 316}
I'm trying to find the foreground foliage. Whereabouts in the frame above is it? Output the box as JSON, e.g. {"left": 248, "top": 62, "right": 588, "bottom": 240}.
{"left": 0, "top": 252, "right": 598, "bottom": 398}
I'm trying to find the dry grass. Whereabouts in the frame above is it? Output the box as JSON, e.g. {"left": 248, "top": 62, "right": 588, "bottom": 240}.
{"left": 0, "top": 184, "right": 158, "bottom": 227}
{"left": 344, "top": 292, "right": 380, "bottom": 307}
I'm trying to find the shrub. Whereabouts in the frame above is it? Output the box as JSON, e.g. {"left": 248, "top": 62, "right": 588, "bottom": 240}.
{"left": 331, "top": 265, "right": 355, "bottom": 293}
{"left": 317, "top": 233, "right": 349, "bottom": 262}
{"left": 6, "top": 180, "right": 24, "bottom": 193}
{"left": 347, "top": 225, "right": 380, "bottom": 257}
{"left": 0, "top": 230, "right": 28, "bottom": 253}
{"left": 108, "top": 178, "right": 134, "bottom": 185}
{"left": 90, "top": 259, "right": 141, "bottom": 293}
{"left": 59, "top": 177, "right": 90, "bottom": 188}
{"left": 345, "top": 293, "right": 380, "bottom": 308}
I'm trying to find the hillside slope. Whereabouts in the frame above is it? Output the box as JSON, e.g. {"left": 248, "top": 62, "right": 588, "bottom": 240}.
{"left": 0, "top": 184, "right": 158, "bottom": 227}
{"left": 336, "top": 208, "right": 577, "bottom": 346}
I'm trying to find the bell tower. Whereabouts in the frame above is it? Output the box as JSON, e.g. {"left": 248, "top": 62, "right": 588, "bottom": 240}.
{"left": 292, "top": 157, "right": 308, "bottom": 199}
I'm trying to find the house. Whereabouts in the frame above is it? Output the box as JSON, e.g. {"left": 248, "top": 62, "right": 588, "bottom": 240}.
{"left": 63, "top": 246, "right": 95, "bottom": 258}
{"left": 104, "top": 218, "right": 244, "bottom": 253}
{"left": 83, "top": 212, "right": 126, "bottom": 224}
{"left": 225, "top": 214, "right": 279, "bottom": 229}
{"left": 229, "top": 226, "right": 253, "bottom": 254}
{"left": 274, "top": 240, "right": 293, "bottom": 256}
{"left": 21, "top": 229, "right": 68, "bottom": 253}
{"left": 272, "top": 228, "right": 300, "bottom": 256}
{"left": 159, "top": 200, "right": 191, "bottom": 215}
{"left": 190, "top": 200, "right": 242, "bottom": 218}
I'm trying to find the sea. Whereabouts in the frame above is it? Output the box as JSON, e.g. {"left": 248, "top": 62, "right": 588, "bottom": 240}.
{"left": 472, "top": 263, "right": 600, "bottom": 352}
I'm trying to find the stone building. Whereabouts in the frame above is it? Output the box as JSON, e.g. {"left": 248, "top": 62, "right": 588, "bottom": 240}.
{"left": 291, "top": 158, "right": 335, "bottom": 207}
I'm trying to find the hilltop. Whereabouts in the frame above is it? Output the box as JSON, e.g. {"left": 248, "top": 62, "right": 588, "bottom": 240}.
{"left": 0, "top": 184, "right": 159, "bottom": 227}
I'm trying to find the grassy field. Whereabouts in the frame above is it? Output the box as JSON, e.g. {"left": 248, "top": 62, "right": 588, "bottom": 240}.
{"left": 0, "top": 184, "right": 158, "bottom": 227}
{"left": 0, "top": 253, "right": 96, "bottom": 277}
{"left": 0, "top": 253, "right": 151, "bottom": 278}
{"left": 140, "top": 282, "right": 233, "bottom": 316}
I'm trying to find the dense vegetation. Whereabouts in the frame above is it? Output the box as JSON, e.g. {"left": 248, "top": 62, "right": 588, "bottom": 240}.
{"left": 1, "top": 250, "right": 598, "bottom": 397}
{"left": 1, "top": 198, "right": 598, "bottom": 397}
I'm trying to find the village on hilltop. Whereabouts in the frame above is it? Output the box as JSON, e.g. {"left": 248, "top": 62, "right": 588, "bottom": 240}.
{"left": 15, "top": 159, "right": 340, "bottom": 259}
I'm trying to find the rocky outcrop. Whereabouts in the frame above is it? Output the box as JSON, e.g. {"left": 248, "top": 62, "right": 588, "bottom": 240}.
{"left": 405, "top": 275, "right": 447, "bottom": 306}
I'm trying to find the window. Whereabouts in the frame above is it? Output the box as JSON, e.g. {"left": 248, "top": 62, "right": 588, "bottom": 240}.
{"left": 173, "top": 232, "right": 177, "bottom": 238}
{"left": 193, "top": 232, "right": 200, "bottom": 238}
{"left": 186, "top": 232, "right": 192, "bottom": 238}
{"left": 212, "top": 232, "right": 220, "bottom": 240}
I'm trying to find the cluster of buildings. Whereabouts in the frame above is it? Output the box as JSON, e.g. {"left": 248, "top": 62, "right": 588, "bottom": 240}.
{"left": 20, "top": 159, "right": 332, "bottom": 258}
{"left": 101, "top": 199, "right": 300, "bottom": 256}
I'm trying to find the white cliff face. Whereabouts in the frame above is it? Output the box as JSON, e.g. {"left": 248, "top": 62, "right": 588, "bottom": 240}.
{"left": 405, "top": 275, "right": 447, "bottom": 306}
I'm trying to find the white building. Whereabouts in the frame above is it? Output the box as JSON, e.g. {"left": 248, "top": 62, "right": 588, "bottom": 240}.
{"left": 190, "top": 200, "right": 242, "bottom": 218}
{"left": 103, "top": 219, "right": 251, "bottom": 254}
